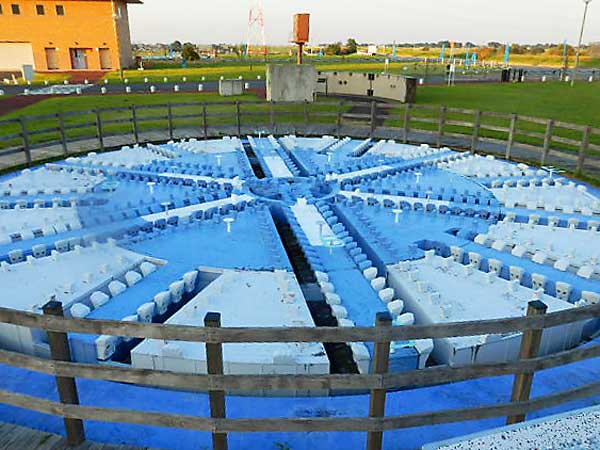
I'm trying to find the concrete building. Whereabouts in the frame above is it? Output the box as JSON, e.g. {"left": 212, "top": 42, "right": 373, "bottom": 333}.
{"left": 316, "top": 71, "right": 417, "bottom": 103}
{"left": 0, "top": 0, "right": 140, "bottom": 72}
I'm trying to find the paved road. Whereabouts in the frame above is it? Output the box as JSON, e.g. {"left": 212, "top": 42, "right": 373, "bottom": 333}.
{"left": 0, "top": 80, "right": 265, "bottom": 96}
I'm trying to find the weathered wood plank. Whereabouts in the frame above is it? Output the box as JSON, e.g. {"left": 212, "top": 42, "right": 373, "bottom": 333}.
{"left": 0, "top": 341, "right": 597, "bottom": 393}
{"left": 42, "top": 301, "right": 85, "bottom": 446}
{"left": 0, "top": 421, "right": 152, "bottom": 450}
{"left": 0, "top": 379, "right": 598, "bottom": 433}
{"left": 0, "top": 304, "right": 597, "bottom": 344}
{"left": 507, "top": 301, "right": 547, "bottom": 425}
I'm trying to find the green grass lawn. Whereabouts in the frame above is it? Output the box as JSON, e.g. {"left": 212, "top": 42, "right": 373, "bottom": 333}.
{"left": 103, "top": 59, "right": 471, "bottom": 84}
{"left": 0, "top": 92, "right": 257, "bottom": 119}
{"left": 0, "top": 92, "right": 341, "bottom": 152}
{"left": 2, "top": 81, "right": 600, "bottom": 161}
{"left": 416, "top": 82, "right": 600, "bottom": 125}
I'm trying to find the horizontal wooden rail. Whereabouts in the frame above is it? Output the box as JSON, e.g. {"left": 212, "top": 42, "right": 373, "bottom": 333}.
{"left": 0, "top": 379, "right": 598, "bottom": 433}
{"left": 0, "top": 330, "right": 587, "bottom": 392}
{"left": 0, "top": 304, "right": 598, "bottom": 344}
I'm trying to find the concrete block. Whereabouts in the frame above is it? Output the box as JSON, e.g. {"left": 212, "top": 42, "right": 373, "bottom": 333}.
{"left": 266, "top": 64, "right": 316, "bottom": 102}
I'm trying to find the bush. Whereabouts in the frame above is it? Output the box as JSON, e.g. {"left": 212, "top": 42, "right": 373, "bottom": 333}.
{"left": 182, "top": 44, "right": 200, "bottom": 61}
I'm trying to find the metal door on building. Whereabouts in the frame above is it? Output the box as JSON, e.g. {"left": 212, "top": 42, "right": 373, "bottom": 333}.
{"left": 45, "top": 48, "right": 59, "bottom": 70}
{"left": 99, "top": 48, "right": 112, "bottom": 70}
{"left": 70, "top": 48, "right": 88, "bottom": 70}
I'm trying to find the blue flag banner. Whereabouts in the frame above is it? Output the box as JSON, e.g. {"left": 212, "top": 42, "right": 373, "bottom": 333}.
{"left": 504, "top": 44, "right": 511, "bottom": 65}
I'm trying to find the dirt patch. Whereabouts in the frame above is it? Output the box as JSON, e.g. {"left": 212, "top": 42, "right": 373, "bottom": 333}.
{"left": 0, "top": 95, "right": 56, "bottom": 117}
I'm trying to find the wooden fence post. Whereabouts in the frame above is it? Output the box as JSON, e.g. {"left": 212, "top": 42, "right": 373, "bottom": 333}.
{"left": 540, "top": 119, "right": 554, "bottom": 166}
{"left": 235, "top": 101, "right": 241, "bottom": 137}
{"left": 366, "top": 312, "right": 392, "bottom": 450}
{"left": 20, "top": 116, "right": 32, "bottom": 166}
{"left": 270, "top": 101, "right": 276, "bottom": 135}
{"left": 202, "top": 103, "right": 208, "bottom": 140}
{"left": 505, "top": 113, "right": 518, "bottom": 160}
{"left": 336, "top": 100, "right": 343, "bottom": 138}
{"left": 167, "top": 103, "right": 174, "bottom": 140}
{"left": 370, "top": 101, "right": 377, "bottom": 138}
{"left": 506, "top": 300, "right": 548, "bottom": 425}
{"left": 131, "top": 105, "right": 139, "bottom": 144}
{"left": 205, "top": 312, "right": 228, "bottom": 450}
{"left": 57, "top": 111, "right": 68, "bottom": 155}
{"left": 471, "top": 110, "right": 482, "bottom": 153}
{"left": 42, "top": 300, "right": 85, "bottom": 446}
{"left": 403, "top": 103, "right": 412, "bottom": 144}
{"left": 95, "top": 109, "right": 105, "bottom": 151}
{"left": 304, "top": 100, "right": 310, "bottom": 136}
{"left": 437, "top": 106, "right": 447, "bottom": 148}
{"left": 576, "top": 126, "right": 592, "bottom": 175}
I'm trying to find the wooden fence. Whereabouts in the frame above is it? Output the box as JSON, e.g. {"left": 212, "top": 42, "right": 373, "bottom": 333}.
{"left": 1, "top": 99, "right": 600, "bottom": 180}
{"left": 0, "top": 301, "right": 598, "bottom": 450}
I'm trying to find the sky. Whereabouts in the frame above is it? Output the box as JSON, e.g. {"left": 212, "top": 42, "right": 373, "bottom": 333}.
{"left": 128, "top": 0, "right": 600, "bottom": 46}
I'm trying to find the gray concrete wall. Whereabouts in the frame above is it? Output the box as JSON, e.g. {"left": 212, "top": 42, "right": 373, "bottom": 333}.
{"left": 316, "top": 71, "right": 416, "bottom": 103}
{"left": 219, "top": 79, "right": 244, "bottom": 96}
{"left": 266, "top": 64, "right": 316, "bottom": 102}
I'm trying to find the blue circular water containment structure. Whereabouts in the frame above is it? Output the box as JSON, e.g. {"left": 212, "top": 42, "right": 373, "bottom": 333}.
{"left": 0, "top": 134, "right": 599, "bottom": 449}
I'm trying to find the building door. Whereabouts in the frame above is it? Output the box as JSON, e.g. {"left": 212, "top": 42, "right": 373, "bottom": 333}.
{"left": 99, "top": 48, "right": 112, "bottom": 70}
{"left": 70, "top": 48, "right": 88, "bottom": 70}
{"left": 45, "top": 48, "right": 59, "bottom": 70}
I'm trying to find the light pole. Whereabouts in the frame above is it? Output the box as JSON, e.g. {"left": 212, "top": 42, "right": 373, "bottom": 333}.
{"left": 572, "top": 0, "right": 593, "bottom": 87}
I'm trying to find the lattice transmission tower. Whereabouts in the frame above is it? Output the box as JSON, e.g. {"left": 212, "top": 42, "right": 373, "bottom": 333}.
{"left": 246, "top": 0, "right": 267, "bottom": 60}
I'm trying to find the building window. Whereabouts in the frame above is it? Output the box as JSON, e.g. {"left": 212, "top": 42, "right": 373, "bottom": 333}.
{"left": 11, "top": 4, "right": 20, "bottom": 14}
{"left": 0, "top": 4, "right": 3, "bottom": 14}
{"left": 56, "top": 4, "right": 64, "bottom": 15}
{"left": 36, "top": 4, "right": 44, "bottom": 14}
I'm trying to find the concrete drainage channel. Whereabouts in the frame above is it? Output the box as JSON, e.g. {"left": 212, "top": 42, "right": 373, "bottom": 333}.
{"left": 242, "top": 140, "right": 267, "bottom": 179}
{"left": 270, "top": 211, "right": 359, "bottom": 375}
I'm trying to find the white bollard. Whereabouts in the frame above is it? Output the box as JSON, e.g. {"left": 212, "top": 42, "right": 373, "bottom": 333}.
{"left": 182, "top": 76, "right": 187, "bottom": 82}
{"left": 0, "top": 90, "right": 4, "bottom": 96}
{"left": 150, "top": 85, "right": 156, "bottom": 93}
{"left": 104, "top": 79, "right": 109, "bottom": 84}
{"left": 124, "top": 78, "right": 129, "bottom": 84}
{"left": 238, "top": 75, "right": 243, "bottom": 80}
{"left": 125, "top": 86, "right": 131, "bottom": 93}
{"left": 63, "top": 80, "right": 69, "bottom": 85}
{"left": 589, "top": 75, "right": 594, "bottom": 83}
{"left": 100, "top": 87, "right": 107, "bottom": 95}
{"left": 76, "top": 88, "right": 82, "bottom": 95}
{"left": 541, "top": 75, "right": 547, "bottom": 82}
{"left": 23, "top": 89, "right": 30, "bottom": 95}
{"left": 257, "top": 75, "right": 261, "bottom": 80}
{"left": 198, "top": 84, "right": 203, "bottom": 92}
{"left": 174, "top": 85, "right": 180, "bottom": 92}
{"left": 244, "top": 82, "right": 250, "bottom": 90}
{"left": 163, "top": 77, "right": 168, "bottom": 83}
{"left": 44, "top": 80, "right": 49, "bottom": 85}
{"left": 84, "top": 79, "right": 89, "bottom": 85}
{"left": 419, "top": 78, "right": 424, "bottom": 85}
{"left": 220, "top": 76, "right": 224, "bottom": 80}
{"left": 201, "top": 76, "right": 206, "bottom": 81}
{"left": 144, "top": 77, "right": 149, "bottom": 83}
